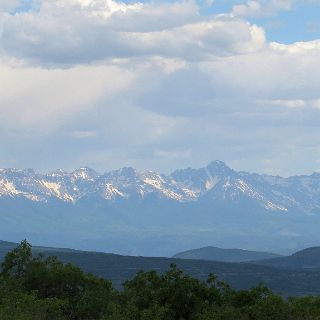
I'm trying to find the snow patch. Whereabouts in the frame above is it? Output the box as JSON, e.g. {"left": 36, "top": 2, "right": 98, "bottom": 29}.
{"left": 265, "top": 201, "right": 288, "bottom": 212}
{"left": 144, "top": 178, "right": 163, "bottom": 189}
{"left": 182, "top": 188, "right": 198, "bottom": 199}
{"left": 161, "top": 189, "right": 183, "bottom": 201}
{"left": 105, "top": 184, "right": 126, "bottom": 199}
{"left": 0, "top": 179, "right": 21, "bottom": 195}
{"left": 40, "top": 181, "right": 74, "bottom": 202}
{"left": 24, "top": 194, "right": 42, "bottom": 202}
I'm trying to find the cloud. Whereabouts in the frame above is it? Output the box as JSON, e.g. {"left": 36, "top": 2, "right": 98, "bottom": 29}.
{"left": 0, "top": 64, "right": 135, "bottom": 133}
{"left": 232, "top": 0, "right": 292, "bottom": 18}
{"left": 0, "top": 0, "right": 320, "bottom": 176}
{"left": 0, "top": 1, "right": 265, "bottom": 66}
{"left": 71, "top": 131, "right": 97, "bottom": 139}
{"left": 206, "top": 0, "right": 214, "bottom": 6}
{"left": 266, "top": 99, "right": 320, "bottom": 110}
{"left": 268, "top": 99, "right": 306, "bottom": 108}
{"left": 0, "top": 0, "right": 22, "bottom": 12}
{"left": 270, "top": 39, "right": 320, "bottom": 53}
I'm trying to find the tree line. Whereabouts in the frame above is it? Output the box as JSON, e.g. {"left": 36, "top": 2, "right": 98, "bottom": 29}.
{"left": 0, "top": 240, "right": 320, "bottom": 320}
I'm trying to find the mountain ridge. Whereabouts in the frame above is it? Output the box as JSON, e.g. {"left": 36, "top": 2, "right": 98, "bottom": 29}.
{"left": 1, "top": 240, "right": 320, "bottom": 296}
{"left": 0, "top": 160, "right": 319, "bottom": 215}
{"left": 173, "top": 246, "right": 282, "bottom": 262}
{"left": 2, "top": 161, "right": 320, "bottom": 256}
{"left": 251, "top": 247, "right": 320, "bottom": 270}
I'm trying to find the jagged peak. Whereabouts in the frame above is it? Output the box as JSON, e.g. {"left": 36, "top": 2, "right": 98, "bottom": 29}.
{"left": 0, "top": 162, "right": 318, "bottom": 215}
{"left": 49, "top": 169, "right": 69, "bottom": 177}
{"left": 76, "top": 166, "right": 96, "bottom": 172}
{"left": 206, "top": 160, "right": 233, "bottom": 174}
{"left": 310, "top": 172, "right": 320, "bottom": 178}
{"left": 22, "top": 168, "right": 36, "bottom": 175}
{"left": 110, "top": 167, "right": 137, "bottom": 177}
{"left": 0, "top": 168, "right": 25, "bottom": 174}
{"left": 72, "top": 167, "right": 98, "bottom": 179}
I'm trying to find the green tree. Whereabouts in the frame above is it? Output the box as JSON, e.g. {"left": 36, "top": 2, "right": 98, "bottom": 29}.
{"left": 0, "top": 240, "right": 114, "bottom": 320}
{"left": 3, "top": 240, "right": 320, "bottom": 320}
{"left": 1, "top": 239, "right": 32, "bottom": 279}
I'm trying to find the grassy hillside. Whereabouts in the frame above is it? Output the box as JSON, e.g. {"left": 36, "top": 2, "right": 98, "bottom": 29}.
{"left": 173, "top": 246, "right": 282, "bottom": 262}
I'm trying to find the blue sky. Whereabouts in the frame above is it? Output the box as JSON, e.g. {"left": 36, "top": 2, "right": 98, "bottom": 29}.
{"left": 1, "top": 0, "right": 320, "bottom": 176}
{"left": 206, "top": 0, "right": 320, "bottom": 43}
{"left": 250, "top": 2, "right": 320, "bottom": 43}
{"left": 122, "top": 0, "right": 320, "bottom": 43}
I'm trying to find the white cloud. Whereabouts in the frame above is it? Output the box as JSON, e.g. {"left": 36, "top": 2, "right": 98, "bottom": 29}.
{"left": 232, "top": 0, "right": 292, "bottom": 18}
{"left": 72, "top": 0, "right": 143, "bottom": 18}
{"left": 269, "top": 99, "right": 306, "bottom": 108}
{"left": 0, "top": 0, "right": 21, "bottom": 12}
{"left": 232, "top": 1, "right": 262, "bottom": 17}
{"left": 0, "top": 1, "right": 265, "bottom": 66}
{"left": 270, "top": 39, "right": 320, "bottom": 53}
{"left": 265, "top": 99, "right": 320, "bottom": 110}
{"left": 1, "top": 0, "right": 320, "bottom": 175}
{"left": 0, "top": 64, "right": 135, "bottom": 133}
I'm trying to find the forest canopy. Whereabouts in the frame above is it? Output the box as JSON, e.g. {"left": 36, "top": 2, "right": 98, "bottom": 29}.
{"left": 0, "top": 240, "right": 320, "bottom": 320}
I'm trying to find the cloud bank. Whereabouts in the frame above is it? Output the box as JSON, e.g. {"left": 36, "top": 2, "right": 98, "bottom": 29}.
{"left": 1, "top": 0, "right": 320, "bottom": 176}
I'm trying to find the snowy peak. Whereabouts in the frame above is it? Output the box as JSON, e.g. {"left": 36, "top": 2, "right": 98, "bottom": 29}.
{"left": 206, "top": 160, "right": 234, "bottom": 176}
{"left": 171, "top": 160, "right": 234, "bottom": 196}
{"left": 72, "top": 167, "right": 98, "bottom": 180}
{"left": 102, "top": 169, "right": 188, "bottom": 201}
{"left": 0, "top": 161, "right": 320, "bottom": 215}
{"left": 204, "top": 177, "right": 288, "bottom": 212}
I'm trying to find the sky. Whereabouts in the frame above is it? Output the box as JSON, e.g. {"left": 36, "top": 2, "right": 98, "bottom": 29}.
{"left": 1, "top": 0, "right": 320, "bottom": 176}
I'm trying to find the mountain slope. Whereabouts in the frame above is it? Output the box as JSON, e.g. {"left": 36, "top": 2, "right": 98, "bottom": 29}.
{"left": 251, "top": 247, "right": 320, "bottom": 270}
{"left": 173, "top": 246, "right": 282, "bottom": 262}
{"left": 0, "top": 240, "right": 76, "bottom": 261}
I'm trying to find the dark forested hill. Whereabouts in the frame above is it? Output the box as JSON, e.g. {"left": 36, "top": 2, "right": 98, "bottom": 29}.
{"left": 51, "top": 250, "right": 320, "bottom": 296}
{"left": 1, "top": 241, "right": 320, "bottom": 297}
{"left": 0, "top": 240, "right": 76, "bottom": 261}
{"left": 251, "top": 247, "right": 320, "bottom": 270}
{"left": 173, "top": 246, "right": 282, "bottom": 262}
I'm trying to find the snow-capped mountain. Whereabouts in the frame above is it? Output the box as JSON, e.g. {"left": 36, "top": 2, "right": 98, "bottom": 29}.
{"left": 2, "top": 161, "right": 320, "bottom": 256}
{"left": 0, "top": 161, "right": 320, "bottom": 215}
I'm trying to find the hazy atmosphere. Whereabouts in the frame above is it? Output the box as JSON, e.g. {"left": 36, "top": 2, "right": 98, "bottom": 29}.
{"left": 1, "top": 0, "right": 320, "bottom": 176}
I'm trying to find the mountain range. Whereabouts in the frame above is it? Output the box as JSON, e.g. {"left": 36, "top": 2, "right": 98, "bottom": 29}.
{"left": 1, "top": 160, "right": 318, "bottom": 212}
{"left": 1, "top": 161, "right": 320, "bottom": 256}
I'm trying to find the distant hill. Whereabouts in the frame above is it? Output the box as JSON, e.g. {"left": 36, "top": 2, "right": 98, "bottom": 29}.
{"left": 0, "top": 240, "right": 19, "bottom": 259}
{"left": 173, "top": 246, "right": 282, "bottom": 262}
{"left": 0, "top": 240, "right": 76, "bottom": 261}
{"left": 1, "top": 241, "right": 320, "bottom": 296}
{"left": 252, "top": 247, "right": 320, "bottom": 270}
